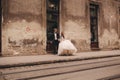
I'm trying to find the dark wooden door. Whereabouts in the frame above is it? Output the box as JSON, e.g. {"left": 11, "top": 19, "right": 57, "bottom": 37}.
{"left": 46, "top": 0, "right": 60, "bottom": 52}
{"left": 90, "top": 4, "right": 99, "bottom": 49}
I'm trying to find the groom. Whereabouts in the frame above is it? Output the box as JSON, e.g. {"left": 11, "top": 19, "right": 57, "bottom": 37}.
{"left": 51, "top": 28, "right": 60, "bottom": 54}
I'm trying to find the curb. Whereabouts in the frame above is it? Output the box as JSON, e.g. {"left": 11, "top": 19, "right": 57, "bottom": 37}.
{"left": 0, "top": 54, "right": 120, "bottom": 69}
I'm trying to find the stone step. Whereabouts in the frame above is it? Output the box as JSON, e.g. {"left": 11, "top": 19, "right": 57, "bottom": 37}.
{"left": 1, "top": 57, "right": 120, "bottom": 80}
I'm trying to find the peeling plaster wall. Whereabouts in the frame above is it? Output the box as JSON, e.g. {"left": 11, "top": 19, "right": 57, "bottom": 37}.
{"left": 60, "top": 0, "right": 91, "bottom": 51}
{"left": 2, "top": 0, "right": 120, "bottom": 56}
{"left": 9, "top": 0, "right": 42, "bottom": 15}
{"left": 60, "top": 0, "right": 120, "bottom": 51}
{"left": 98, "top": 0, "right": 120, "bottom": 49}
{"left": 2, "top": 0, "right": 46, "bottom": 56}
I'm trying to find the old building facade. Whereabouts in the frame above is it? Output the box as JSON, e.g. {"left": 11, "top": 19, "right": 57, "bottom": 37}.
{"left": 1, "top": 0, "right": 120, "bottom": 56}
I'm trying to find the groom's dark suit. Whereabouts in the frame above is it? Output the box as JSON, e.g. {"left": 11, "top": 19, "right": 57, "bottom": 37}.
{"left": 52, "top": 32, "right": 60, "bottom": 54}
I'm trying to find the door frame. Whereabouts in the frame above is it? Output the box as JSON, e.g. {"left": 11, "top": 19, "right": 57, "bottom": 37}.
{"left": 46, "top": 0, "right": 60, "bottom": 52}
{"left": 0, "top": 0, "right": 2, "bottom": 56}
{"left": 89, "top": 2, "right": 100, "bottom": 49}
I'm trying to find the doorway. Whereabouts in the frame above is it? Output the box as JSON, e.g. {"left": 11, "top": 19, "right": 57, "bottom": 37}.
{"left": 46, "top": 0, "right": 60, "bottom": 52}
{"left": 118, "top": 7, "right": 120, "bottom": 39}
{"left": 0, "top": 2, "right": 2, "bottom": 56}
{"left": 90, "top": 3, "right": 99, "bottom": 49}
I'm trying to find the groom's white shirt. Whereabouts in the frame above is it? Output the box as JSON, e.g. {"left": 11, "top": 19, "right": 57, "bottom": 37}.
{"left": 54, "top": 33, "right": 57, "bottom": 40}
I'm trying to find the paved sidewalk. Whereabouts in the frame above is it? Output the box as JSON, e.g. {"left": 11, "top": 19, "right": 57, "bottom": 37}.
{"left": 0, "top": 50, "right": 120, "bottom": 68}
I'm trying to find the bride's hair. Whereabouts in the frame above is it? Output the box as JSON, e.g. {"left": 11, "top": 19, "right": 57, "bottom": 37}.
{"left": 61, "top": 32, "right": 65, "bottom": 38}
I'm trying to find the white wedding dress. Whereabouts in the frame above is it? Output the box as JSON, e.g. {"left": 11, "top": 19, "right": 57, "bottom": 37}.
{"left": 58, "top": 37, "right": 77, "bottom": 56}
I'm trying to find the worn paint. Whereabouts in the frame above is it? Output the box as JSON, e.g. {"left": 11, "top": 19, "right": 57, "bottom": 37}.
{"left": 98, "top": 0, "right": 120, "bottom": 49}
{"left": 2, "top": 20, "right": 46, "bottom": 56}
{"left": 60, "top": 0, "right": 90, "bottom": 51}
{"left": 63, "top": 20, "right": 90, "bottom": 51}
{"left": 9, "top": 0, "right": 42, "bottom": 15}
{"left": 1, "top": 0, "right": 120, "bottom": 56}
{"left": 99, "top": 29, "right": 119, "bottom": 48}
{"left": 2, "top": 0, "right": 46, "bottom": 56}
{"left": 60, "top": 0, "right": 120, "bottom": 51}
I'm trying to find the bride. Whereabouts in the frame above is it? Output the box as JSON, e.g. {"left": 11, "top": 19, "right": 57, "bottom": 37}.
{"left": 58, "top": 32, "right": 77, "bottom": 56}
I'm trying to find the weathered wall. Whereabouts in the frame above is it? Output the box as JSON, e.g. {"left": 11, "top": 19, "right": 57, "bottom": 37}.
{"left": 97, "top": 0, "right": 120, "bottom": 49}
{"left": 2, "top": 0, "right": 46, "bottom": 56}
{"left": 60, "top": 0, "right": 120, "bottom": 51}
{"left": 1, "top": 0, "right": 120, "bottom": 56}
{"left": 60, "top": 0, "right": 91, "bottom": 51}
